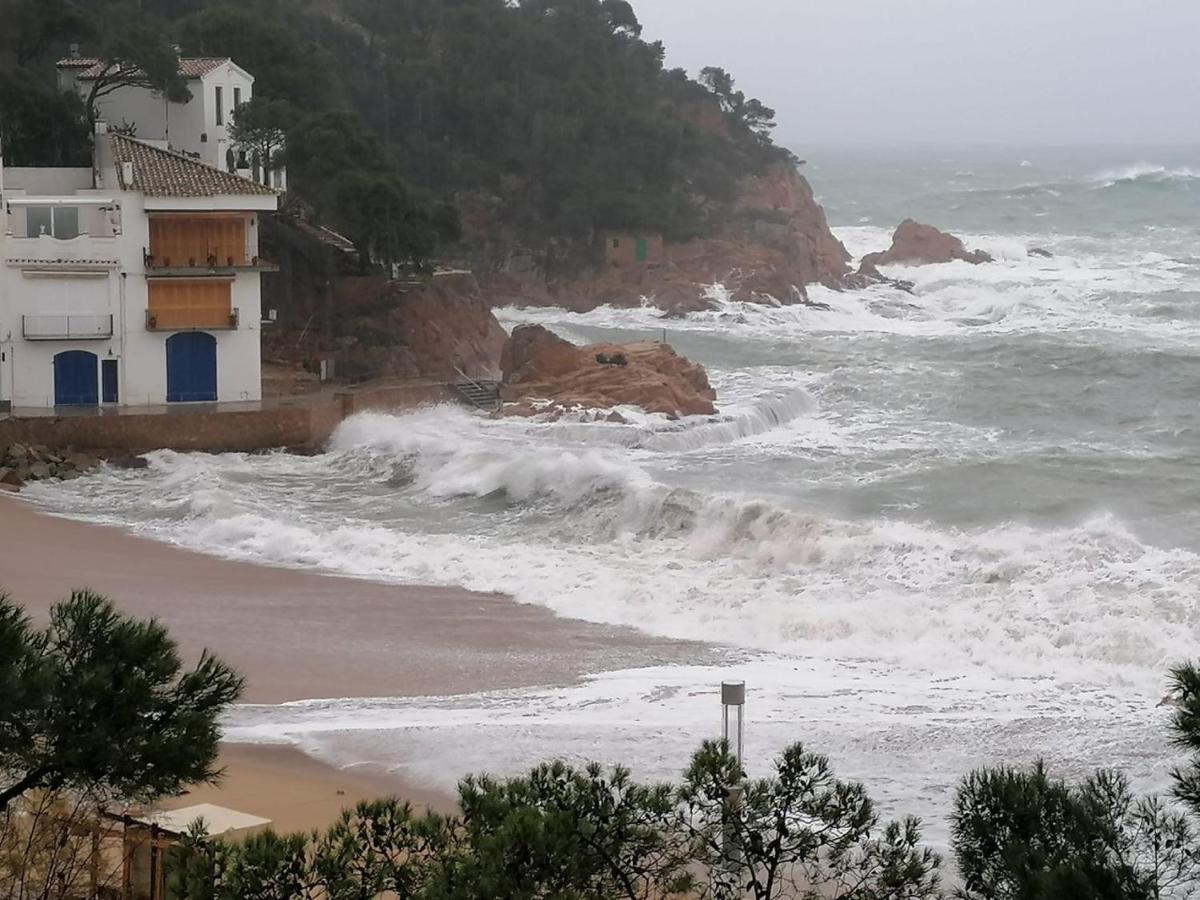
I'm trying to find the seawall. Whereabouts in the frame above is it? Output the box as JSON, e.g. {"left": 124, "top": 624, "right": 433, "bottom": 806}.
{"left": 0, "top": 381, "right": 458, "bottom": 455}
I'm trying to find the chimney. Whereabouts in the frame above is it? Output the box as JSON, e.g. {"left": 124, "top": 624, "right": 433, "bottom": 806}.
{"left": 94, "top": 120, "right": 108, "bottom": 135}
{"left": 122, "top": 162, "right": 134, "bottom": 186}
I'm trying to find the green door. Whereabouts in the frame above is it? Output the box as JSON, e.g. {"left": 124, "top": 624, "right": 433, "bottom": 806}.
{"left": 635, "top": 237, "right": 648, "bottom": 262}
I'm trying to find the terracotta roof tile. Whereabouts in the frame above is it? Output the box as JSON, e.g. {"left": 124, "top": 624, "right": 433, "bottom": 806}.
{"left": 56, "top": 57, "right": 101, "bottom": 68}
{"left": 110, "top": 135, "right": 278, "bottom": 199}
{"left": 68, "top": 57, "right": 231, "bottom": 81}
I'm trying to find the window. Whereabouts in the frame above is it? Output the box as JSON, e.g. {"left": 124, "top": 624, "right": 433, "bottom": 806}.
{"left": 215, "top": 86, "right": 224, "bottom": 125}
{"left": 611, "top": 238, "right": 620, "bottom": 249}
{"left": 27, "top": 207, "right": 51, "bottom": 237}
{"left": 26, "top": 206, "right": 80, "bottom": 240}
{"left": 233, "top": 87, "right": 241, "bottom": 110}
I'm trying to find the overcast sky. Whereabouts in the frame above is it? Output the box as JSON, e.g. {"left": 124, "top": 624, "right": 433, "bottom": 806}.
{"left": 632, "top": 0, "right": 1200, "bottom": 147}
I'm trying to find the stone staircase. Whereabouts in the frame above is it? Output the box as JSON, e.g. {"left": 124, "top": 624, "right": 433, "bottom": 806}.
{"left": 451, "top": 375, "right": 502, "bottom": 412}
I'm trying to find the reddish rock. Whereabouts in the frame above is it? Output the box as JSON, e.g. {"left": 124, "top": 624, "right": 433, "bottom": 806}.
{"left": 479, "top": 163, "right": 850, "bottom": 316}
{"left": 500, "top": 324, "right": 716, "bottom": 417}
{"left": 332, "top": 272, "right": 509, "bottom": 380}
{"left": 860, "top": 219, "right": 992, "bottom": 271}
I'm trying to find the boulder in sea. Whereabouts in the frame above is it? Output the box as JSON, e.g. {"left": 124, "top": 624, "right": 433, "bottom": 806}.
{"left": 859, "top": 219, "right": 993, "bottom": 270}
{"left": 1028, "top": 247, "right": 1053, "bottom": 258}
{"left": 0, "top": 466, "right": 24, "bottom": 487}
{"left": 499, "top": 324, "right": 717, "bottom": 417}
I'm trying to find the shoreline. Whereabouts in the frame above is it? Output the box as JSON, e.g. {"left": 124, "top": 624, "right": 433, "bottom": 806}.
{"left": 0, "top": 496, "right": 714, "bottom": 829}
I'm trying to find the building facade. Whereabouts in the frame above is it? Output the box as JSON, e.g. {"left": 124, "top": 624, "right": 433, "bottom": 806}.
{"left": 603, "top": 232, "right": 665, "bottom": 268}
{"left": 0, "top": 129, "right": 278, "bottom": 409}
{"left": 57, "top": 56, "right": 285, "bottom": 189}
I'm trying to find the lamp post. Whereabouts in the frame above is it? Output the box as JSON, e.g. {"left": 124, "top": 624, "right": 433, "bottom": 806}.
{"left": 721, "top": 680, "right": 745, "bottom": 762}
{"left": 720, "top": 680, "right": 746, "bottom": 881}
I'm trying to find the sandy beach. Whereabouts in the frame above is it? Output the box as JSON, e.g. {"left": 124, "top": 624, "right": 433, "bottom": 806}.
{"left": 0, "top": 495, "right": 709, "bottom": 830}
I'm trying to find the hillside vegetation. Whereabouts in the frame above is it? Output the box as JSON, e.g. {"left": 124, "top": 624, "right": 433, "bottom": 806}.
{"left": 0, "top": 0, "right": 792, "bottom": 269}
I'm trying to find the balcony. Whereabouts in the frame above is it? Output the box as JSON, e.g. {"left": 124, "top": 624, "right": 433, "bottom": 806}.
{"left": 147, "top": 307, "right": 239, "bottom": 331}
{"left": 4, "top": 199, "right": 121, "bottom": 271}
{"left": 145, "top": 257, "right": 279, "bottom": 276}
{"left": 145, "top": 214, "right": 275, "bottom": 275}
{"left": 23, "top": 314, "right": 114, "bottom": 340}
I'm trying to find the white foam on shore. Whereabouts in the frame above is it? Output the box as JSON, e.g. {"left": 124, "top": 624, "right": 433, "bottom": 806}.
{"left": 222, "top": 656, "right": 1176, "bottom": 847}
{"left": 25, "top": 406, "right": 1200, "bottom": 695}
{"left": 495, "top": 224, "right": 1200, "bottom": 345}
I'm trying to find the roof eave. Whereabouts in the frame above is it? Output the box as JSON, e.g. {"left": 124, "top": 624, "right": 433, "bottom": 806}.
{"left": 143, "top": 195, "right": 279, "bottom": 212}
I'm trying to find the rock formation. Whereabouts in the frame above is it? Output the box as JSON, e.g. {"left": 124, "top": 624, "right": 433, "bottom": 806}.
{"left": 859, "top": 219, "right": 993, "bottom": 271}
{"left": 481, "top": 162, "right": 851, "bottom": 316}
{"left": 499, "top": 324, "right": 716, "bottom": 417}
{"left": 0, "top": 443, "right": 100, "bottom": 490}
{"left": 324, "top": 272, "right": 508, "bottom": 381}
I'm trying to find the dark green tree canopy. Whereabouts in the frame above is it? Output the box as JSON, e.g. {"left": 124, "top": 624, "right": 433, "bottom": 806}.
{"left": 0, "top": 0, "right": 797, "bottom": 268}
{"left": 0, "top": 589, "right": 244, "bottom": 813}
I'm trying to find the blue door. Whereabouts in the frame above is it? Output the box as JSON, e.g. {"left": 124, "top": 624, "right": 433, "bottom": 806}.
{"left": 166, "top": 332, "right": 217, "bottom": 402}
{"left": 53, "top": 350, "right": 99, "bottom": 406}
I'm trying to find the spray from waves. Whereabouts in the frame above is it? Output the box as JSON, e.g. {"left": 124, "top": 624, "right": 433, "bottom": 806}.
{"left": 637, "top": 389, "right": 814, "bottom": 453}
{"left": 26, "top": 406, "right": 1200, "bottom": 689}
{"left": 1091, "top": 162, "right": 1200, "bottom": 188}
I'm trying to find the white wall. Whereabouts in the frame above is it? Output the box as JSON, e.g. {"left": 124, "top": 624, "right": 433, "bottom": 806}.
{"left": 203, "top": 65, "right": 255, "bottom": 171}
{"left": 3, "top": 168, "right": 94, "bottom": 193}
{"left": 0, "top": 177, "right": 267, "bottom": 409}
{"left": 78, "top": 63, "right": 256, "bottom": 170}
{"left": 0, "top": 272, "right": 118, "bottom": 408}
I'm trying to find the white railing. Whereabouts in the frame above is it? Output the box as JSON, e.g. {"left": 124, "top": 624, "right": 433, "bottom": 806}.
{"left": 23, "top": 314, "right": 114, "bottom": 340}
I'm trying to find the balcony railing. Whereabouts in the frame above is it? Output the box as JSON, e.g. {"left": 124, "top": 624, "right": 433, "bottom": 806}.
{"left": 23, "top": 314, "right": 114, "bottom": 340}
{"left": 146, "top": 308, "right": 240, "bottom": 331}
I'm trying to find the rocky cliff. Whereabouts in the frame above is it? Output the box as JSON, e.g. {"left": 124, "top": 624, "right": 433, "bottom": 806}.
{"left": 500, "top": 325, "right": 717, "bottom": 417}
{"left": 480, "top": 163, "right": 851, "bottom": 315}
{"left": 263, "top": 272, "right": 508, "bottom": 383}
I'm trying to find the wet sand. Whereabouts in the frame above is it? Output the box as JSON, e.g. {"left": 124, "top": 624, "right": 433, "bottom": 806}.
{"left": 0, "top": 495, "right": 710, "bottom": 828}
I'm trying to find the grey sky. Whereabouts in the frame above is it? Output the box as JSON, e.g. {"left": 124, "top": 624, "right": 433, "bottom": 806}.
{"left": 632, "top": 0, "right": 1200, "bottom": 146}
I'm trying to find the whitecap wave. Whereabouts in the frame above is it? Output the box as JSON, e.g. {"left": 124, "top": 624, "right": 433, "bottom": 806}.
{"left": 24, "top": 409, "right": 1200, "bottom": 690}
{"left": 1091, "top": 162, "right": 1200, "bottom": 188}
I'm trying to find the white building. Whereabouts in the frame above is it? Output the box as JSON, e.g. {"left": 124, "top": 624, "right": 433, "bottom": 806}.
{"left": 57, "top": 56, "right": 286, "bottom": 190}
{"left": 0, "top": 129, "right": 278, "bottom": 409}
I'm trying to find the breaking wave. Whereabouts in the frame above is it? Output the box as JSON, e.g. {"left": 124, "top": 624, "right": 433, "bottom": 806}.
{"left": 1090, "top": 162, "right": 1200, "bottom": 188}
{"left": 25, "top": 407, "right": 1200, "bottom": 690}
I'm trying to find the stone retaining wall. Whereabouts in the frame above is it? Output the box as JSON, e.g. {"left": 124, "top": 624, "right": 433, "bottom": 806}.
{"left": 0, "top": 382, "right": 459, "bottom": 455}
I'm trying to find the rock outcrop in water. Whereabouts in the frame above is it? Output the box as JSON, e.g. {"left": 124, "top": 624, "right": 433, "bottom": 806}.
{"left": 860, "top": 219, "right": 993, "bottom": 271}
{"left": 481, "top": 162, "right": 851, "bottom": 316}
{"left": 499, "top": 324, "right": 717, "bottom": 417}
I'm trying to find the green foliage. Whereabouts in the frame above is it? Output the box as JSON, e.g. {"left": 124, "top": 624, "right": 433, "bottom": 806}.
{"left": 0, "top": 589, "right": 244, "bottom": 813}
{"left": 425, "top": 760, "right": 693, "bottom": 899}
{"left": 230, "top": 96, "right": 294, "bottom": 180}
{"left": 1169, "top": 662, "right": 1200, "bottom": 815}
{"left": 80, "top": 24, "right": 192, "bottom": 125}
{"left": 952, "top": 763, "right": 1198, "bottom": 900}
{"left": 679, "top": 740, "right": 940, "bottom": 900}
{"left": 312, "top": 798, "right": 456, "bottom": 899}
{"left": 0, "top": 68, "right": 90, "bottom": 166}
{"left": 0, "top": 0, "right": 794, "bottom": 265}
{"left": 0, "top": 0, "right": 94, "bottom": 66}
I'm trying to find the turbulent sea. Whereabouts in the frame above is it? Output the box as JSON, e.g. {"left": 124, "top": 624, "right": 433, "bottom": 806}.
{"left": 28, "top": 145, "right": 1200, "bottom": 842}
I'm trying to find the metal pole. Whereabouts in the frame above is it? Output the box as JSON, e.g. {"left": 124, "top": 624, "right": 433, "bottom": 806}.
{"left": 721, "top": 680, "right": 746, "bottom": 762}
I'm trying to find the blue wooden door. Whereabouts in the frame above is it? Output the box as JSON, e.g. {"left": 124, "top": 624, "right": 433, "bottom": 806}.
{"left": 53, "top": 350, "right": 99, "bottom": 406}
{"left": 166, "top": 332, "right": 217, "bottom": 402}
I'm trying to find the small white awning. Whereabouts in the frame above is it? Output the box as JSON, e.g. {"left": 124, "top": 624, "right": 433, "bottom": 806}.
{"left": 143, "top": 803, "right": 272, "bottom": 838}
